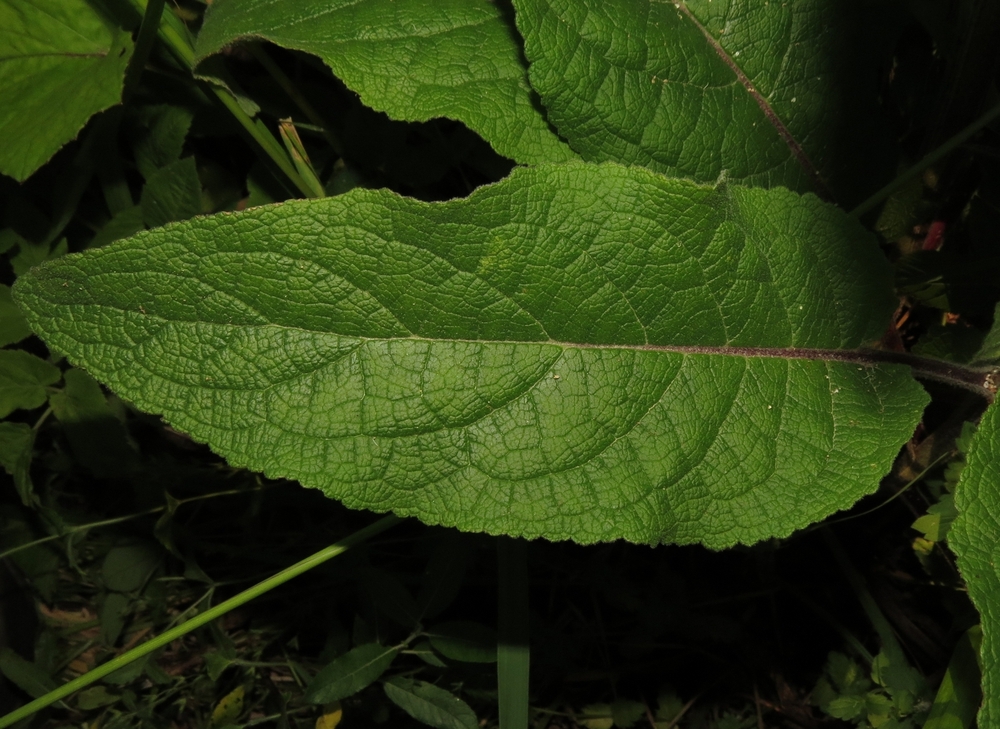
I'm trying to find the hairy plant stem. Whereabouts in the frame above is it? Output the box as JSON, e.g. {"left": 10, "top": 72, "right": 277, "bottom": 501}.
{"left": 0, "top": 514, "right": 402, "bottom": 728}
{"left": 124, "top": 0, "right": 325, "bottom": 199}
{"left": 851, "top": 97, "right": 1000, "bottom": 217}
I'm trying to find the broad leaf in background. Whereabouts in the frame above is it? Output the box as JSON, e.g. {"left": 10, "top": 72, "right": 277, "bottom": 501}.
{"left": 0, "top": 284, "right": 32, "bottom": 346}
{"left": 513, "top": 0, "right": 897, "bottom": 207}
{"left": 13, "top": 163, "right": 929, "bottom": 547}
{"left": 950, "top": 404, "right": 1000, "bottom": 729}
{"left": 194, "top": 0, "right": 576, "bottom": 166}
{"left": 49, "top": 368, "right": 137, "bottom": 477}
{"left": 0, "top": 0, "right": 134, "bottom": 181}
{"left": 140, "top": 157, "right": 203, "bottom": 229}
{"left": 0, "top": 421, "right": 36, "bottom": 505}
{"left": 0, "top": 349, "right": 59, "bottom": 418}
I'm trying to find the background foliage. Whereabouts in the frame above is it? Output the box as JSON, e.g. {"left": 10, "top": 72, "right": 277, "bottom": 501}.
{"left": 0, "top": 0, "right": 999, "bottom": 728}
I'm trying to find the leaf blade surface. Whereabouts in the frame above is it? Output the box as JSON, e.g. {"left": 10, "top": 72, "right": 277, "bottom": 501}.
{"left": 951, "top": 405, "right": 1000, "bottom": 729}
{"left": 195, "top": 0, "right": 575, "bottom": 166}
{"left": 513, "top": 0, "right": 896, "bottom": 206}
{"left": 0, "top": 0, "right": 133, "bottom": 181}
{"left": 13, "top": 163, "right": 927, "bottom": 546}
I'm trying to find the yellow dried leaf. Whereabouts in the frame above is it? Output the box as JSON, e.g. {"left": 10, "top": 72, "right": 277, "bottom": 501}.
{"left": 210, "top": 685, "right": 244, "bottom": 727}
{"left": 316, "top": 701, "right": 343, "bottom": 729}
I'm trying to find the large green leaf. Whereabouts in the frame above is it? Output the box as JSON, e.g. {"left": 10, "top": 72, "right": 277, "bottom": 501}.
{"left": 513, "top": 0, "right": 896, "bottom": 207}
{"left": 0, "top": 0, "right": 134, "bottom": 181}
{"left": 194, "top": 0, "right": 575, "bottom": 166}
{"left": 951, "top": 404, "right": 1000, "bottom": 729}
{"left": 13, "top": 163, "right": 928, "bottom": 547}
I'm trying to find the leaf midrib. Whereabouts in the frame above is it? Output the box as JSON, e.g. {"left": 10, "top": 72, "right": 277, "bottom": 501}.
{"left": 123, "top": 314, "right": 881, "bottom": 362}
{"left": 674, "top": 1, "right": 833, "bottom": 200}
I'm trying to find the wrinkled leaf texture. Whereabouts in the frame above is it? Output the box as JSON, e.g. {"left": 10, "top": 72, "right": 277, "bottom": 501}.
{"left": 14, "top": 163, "right": 928, "bottom": 547}
{"left": 951, "top": 404, "right": 1000, "bottom": 729}
{"left": 195, "top": 0, "right": 575, "bottom": 166}
{"left": 514, "top": 0, "right": 897, "bottom": 208}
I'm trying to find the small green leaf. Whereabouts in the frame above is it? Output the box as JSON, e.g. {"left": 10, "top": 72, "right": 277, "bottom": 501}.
{"left": 205, "top": 652, "right": 235, "bottom": 682}
{"left": 970, "top": 304, "right": 1000, "bottom": 368}
{"left": 513, "top": 0, "right": 897, "bottom": 206}
{"left": 923, "top": 627, "right": 982, "bottom": 729}
{"left": 579, "top": 704, "right": 615, "bottom": 729}
{"left": 102, "top": 655, "right": 148, "bottom": 685}
{"left": 826, "top": 694, "right": 866, "bottom": 721}
{"left": 305, "top": 643, "right": 398, "bottom": 704}
{"left": 76, "top": 686, "right": 120, "bottom": 710}
{"left": 410, "top": 640, "right": 448, "bottom": 668}
{"left": 0, "top": 421, "right": 36, "bottom": 505}
{"left": 865, "top": 691, "right": 894, "bottom": 725}
{"left": 99, "top": 591, "right": 131, "bottom": 646}
{"left": 383, "top": 676, "right": 478, "bottom": 729}
{"left": 89, "top": 205, "right": 146, "bottom": 249}
{"left": 13, "top": 162, "right": 929, "bottom": 547}
{"left": 611, "top": 699, "right": 646, "bottom": 729}
{"left": 363, "top": 568, "right": 422, "bottom": 629}
{"left": 871, "top": 649, "right": 923, "bottom": 694}
{"left": 951, "top": 404, "right": 1000, "bottom": 729}
{"left": 427, "top": 621, "right": 497, "bottom": 663}
{"left": 0, "top": 647, "right": 56, "bottom": 699}
{"left": 195, "top": 0, "right": 575, "bottom": 165}
{"left": 11, "top": 238, "right": 67, "bottom": 278}
{"left": 130, "top": 104, "right": 194, "bottom": 181}
{"left": 911, "top": 495, "right": 958, "bottom": 543}
{"left": 102, "top": 542, "right": 162, "bottom": 592}
{"left": 0, "top": 284, "right": 32, "bottom": 346}
{"left": 0, "top": 349, "right": 60, "bottom": 418}
{"left": 141, "top": 156, "right": 203, "bottom": 228}
{"left": 0, "top": 0, "right": 134, "bottom": 181}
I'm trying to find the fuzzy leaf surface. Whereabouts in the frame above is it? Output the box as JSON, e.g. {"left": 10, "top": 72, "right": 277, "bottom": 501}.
{"left": 13, "top": 163, "right": 928, "bottom": 547}
{"left": 195, "top": 0, "right": 575, "bottom": 166}
{"left": 0, "top": 0, "right": 133, "bottom": 181}
{"left": 951, "top": 405, "right": 1000, "bottom": 729}
{"left": 513, "top": 0, "right": 896, "bottom": 206}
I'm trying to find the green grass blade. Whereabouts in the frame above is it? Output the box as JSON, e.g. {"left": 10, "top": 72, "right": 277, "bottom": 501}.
{"left": 497, "top": 537, "right": 529, "bottom": 729}
{"left": 0, "top": 514, "right": 402, "bottom": 728}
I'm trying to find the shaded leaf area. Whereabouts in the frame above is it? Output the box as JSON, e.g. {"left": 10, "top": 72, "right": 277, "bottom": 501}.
{"left": 951, "top": 405, "right": 1000, "bottom": 729}
{"left": 195, "top": 0, "right": 576, "bottom": 166}
{"left": 384, "top": 676, "right": 479, "bottom": 729}
{"left": 0, "top": 0, "right": 134, "bottom": 181}
{"left": 305, "top": 643, "right": 399, "bottom": 704}
{"left": 514, "top": 0, "right": 897, "bottom": 207}
{"left": 14, "top": 163, "right": 928, "bottom": 547}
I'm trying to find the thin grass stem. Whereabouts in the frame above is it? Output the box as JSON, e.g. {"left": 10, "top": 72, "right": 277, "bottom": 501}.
{"left": 852, "top": 98, "right": 1000, "bottom": 217}
{"left": 0, "top": 514, "right": 402, "bottom": 728}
